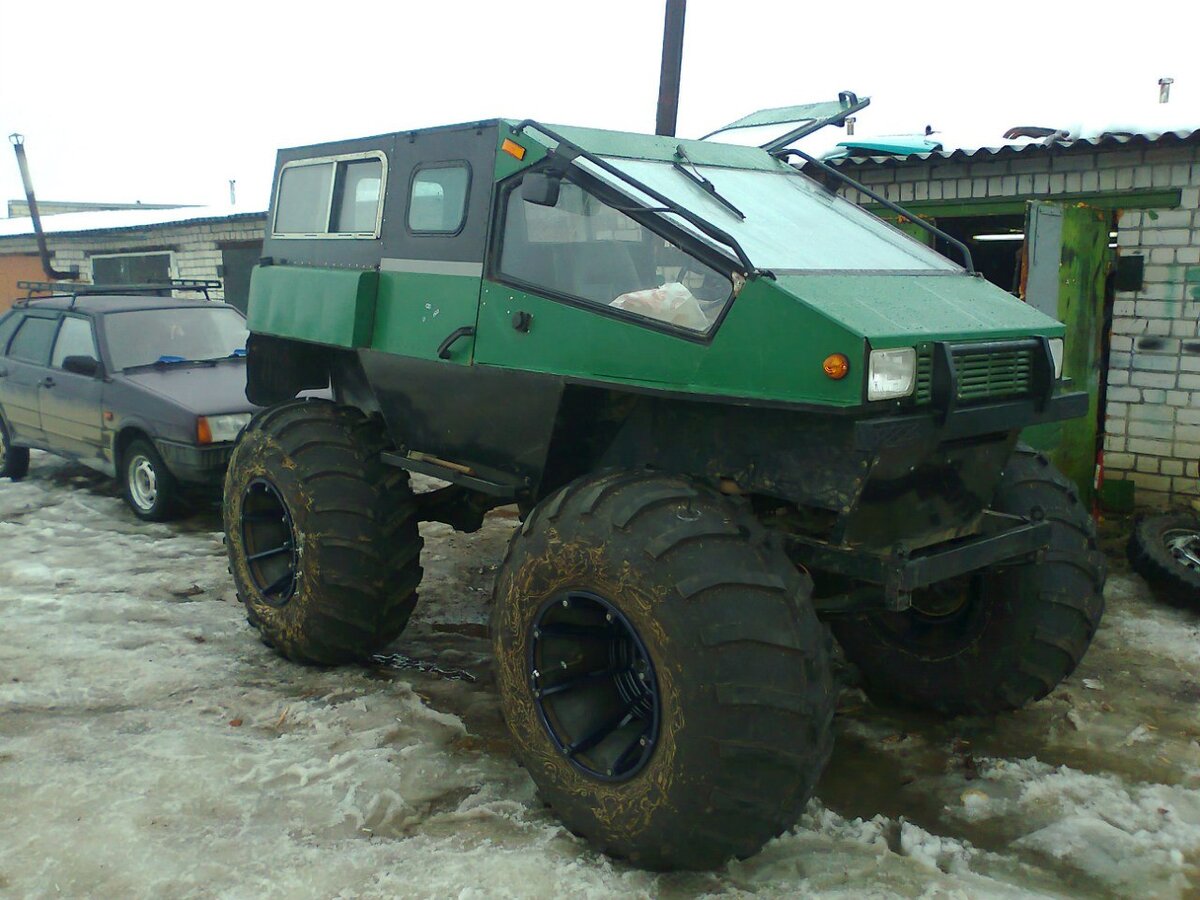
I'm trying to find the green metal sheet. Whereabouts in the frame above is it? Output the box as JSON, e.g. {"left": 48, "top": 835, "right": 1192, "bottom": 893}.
{"left": 513, "top": 121, "right": 785, "bottom": 171}
{"left": 772, "top": 273, "right": 1064, "bottom": 347}
{"left": 473, "top": 276, "right": 864, "bottom": 407}
{"left": 247, "top": 265, "right": 377, "bottom": 348}
{"left": 370, "top": 268, "right": 481, "bottom": 363}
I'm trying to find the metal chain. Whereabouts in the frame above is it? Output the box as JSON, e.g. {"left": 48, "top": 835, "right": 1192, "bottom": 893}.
{"left": 368, "top": 652, "right": 477, "bottom": 682}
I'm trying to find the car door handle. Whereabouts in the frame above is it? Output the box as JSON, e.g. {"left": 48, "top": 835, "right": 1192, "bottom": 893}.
{"left": 437, "top": 326, "right": 476, "bottom": 360}
{"left": 41, "top": 376, "right": 56, "bottom": 388}
{"left": 0, "top": 366, "right": 7, "bottom": 377}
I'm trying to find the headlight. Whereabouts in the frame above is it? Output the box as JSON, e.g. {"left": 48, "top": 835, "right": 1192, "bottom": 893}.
{"left": 1048, "top": 338, "right": 1064, "bottom": 379}
{"left": 197, "top": 413, "right": 252, "bottom": 445}
{"left": 868, "top": 348, "right": 916, "bottom": 401}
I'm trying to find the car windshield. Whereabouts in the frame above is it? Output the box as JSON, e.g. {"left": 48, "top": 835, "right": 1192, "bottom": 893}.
{"left": 586, "top": 157, "right": 958, "bottom": 273}
{"left": 104, "top": 307, "right": 248, "bottom": 370}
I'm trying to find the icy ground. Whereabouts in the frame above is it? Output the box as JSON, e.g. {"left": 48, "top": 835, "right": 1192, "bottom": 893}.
{"left": 1, "top": 453, "right": 1199, "bottom": 899}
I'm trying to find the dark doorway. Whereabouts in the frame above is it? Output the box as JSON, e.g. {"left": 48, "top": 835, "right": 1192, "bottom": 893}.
{"left": 220, "top": 242, "right": 263, "bottom": 313}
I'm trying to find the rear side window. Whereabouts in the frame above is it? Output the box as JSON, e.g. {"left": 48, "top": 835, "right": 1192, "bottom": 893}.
{"left": 7, "top": 315, "right": 58, "bottom": 365}
{"left": 408, "top": 164, "right": 470, "bottom": 234}
{"left": 51, "top": 316, "right": 98, "bottom": 368}
{"left": 273, "top": 153, "right": 385, "bottom": 238}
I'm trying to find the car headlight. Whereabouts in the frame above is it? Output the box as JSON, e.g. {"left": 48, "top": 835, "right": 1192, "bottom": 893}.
{"left": 868, "top": 348, "right": 916, "bottom": 401}
{"left": 197, "top": 413, "right": 252, "bottom": 445}
{"left": 1048, "top": 338, "right": 1064, "bottom": 379}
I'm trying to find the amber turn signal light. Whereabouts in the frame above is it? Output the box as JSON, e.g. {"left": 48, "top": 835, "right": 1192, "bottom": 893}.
{"left": 501, "top": 138, "right": 526, "bottom": 160}
{"left": 196, "top": 417, "right": 213, "bottom": 445}
{"left": 823, "top": 353, "right": 850, "bottom": 380}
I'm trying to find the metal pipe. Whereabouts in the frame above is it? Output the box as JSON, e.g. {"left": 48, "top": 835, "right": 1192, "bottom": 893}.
{"left": 1159, "top": 77, "right": 1174, "bottom": 104}
{"left": 655, "top": 0, "right": 686, "bottom": 137}
{"left": 9, "top": 134, "right": 76, "bottom": 281}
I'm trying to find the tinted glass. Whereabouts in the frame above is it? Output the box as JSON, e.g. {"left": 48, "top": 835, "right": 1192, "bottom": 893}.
{"left": 7, "top": 316, "right": 58, "bottom": 365}
{"left": 104, "top": 307, "right": 249, "bottom": 369}
{"left": 275, "top": 162, "right": 334, "bottom": 234}
{"left": 331, "top": 159, "right": 383, "bottom": 234}
{"left": 408, "top": 165, "right": 469, "bottom": 233}
{"left": 500, "top": 181, "right": 733, "bottom": 334}
{"left": 51, "top": 316, "right": 99, "bottom": 368}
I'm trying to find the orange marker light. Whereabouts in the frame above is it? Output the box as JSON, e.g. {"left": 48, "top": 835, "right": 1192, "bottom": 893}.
{"left": 823, "top": 353, "right": 850, "bottom": 380}
{"left": 197, "top": 417, "right": 213, "bottom": 445}
{"left": 501, "top": 138, "right": 526, "bottom": 160}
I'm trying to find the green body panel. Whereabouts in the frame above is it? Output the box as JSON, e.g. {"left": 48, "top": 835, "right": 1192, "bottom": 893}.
{"left": 371, "top": 270, "right": 481, "bottom": 363}
{"left": 247, "top": 265, "right": 378, "bottom": 348}
{"left": 1021, "top": 203, "right": 1109, "bottom": 498}
{"left": 517, "top": 121, "right": 787, "bottom": 171}
{"left": 774, "top": 273, "right": 1064, "bottom": 349}
{"left": 474, "top": 276, "right": 863, "bottom": 406}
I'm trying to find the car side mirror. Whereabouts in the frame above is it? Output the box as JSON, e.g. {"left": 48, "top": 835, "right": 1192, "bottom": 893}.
{"left": 62, "top": 355, "right": 102, "bottom": 378}
{"left": 521, "top": 172, "right": 561, "bottom": 207}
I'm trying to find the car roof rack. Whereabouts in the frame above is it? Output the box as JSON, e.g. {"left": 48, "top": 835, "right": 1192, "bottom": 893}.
{"left": 14, "top": 278, "right": 223, "bottom": 309}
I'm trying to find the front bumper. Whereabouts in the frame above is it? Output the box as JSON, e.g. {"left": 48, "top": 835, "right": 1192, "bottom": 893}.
{"left": 155, "top": 439, "right": 234, "bottom": 486}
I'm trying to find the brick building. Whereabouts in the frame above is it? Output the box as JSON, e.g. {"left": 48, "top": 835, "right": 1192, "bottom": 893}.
{"left": 831, "top": 127, "right": 1200, "bottom": 509}
{"left": 0, "top": 207, "right": 267, "bottom": 313}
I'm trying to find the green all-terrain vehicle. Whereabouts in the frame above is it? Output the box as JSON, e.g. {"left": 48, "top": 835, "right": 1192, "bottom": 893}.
{"left": 223, "top": 95, "right": 1106, "bottom": 870}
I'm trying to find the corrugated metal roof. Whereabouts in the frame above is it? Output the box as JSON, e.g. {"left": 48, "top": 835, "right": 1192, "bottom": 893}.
{"left": 829, "top": 127, "right": 1200, "bottom": 167}
{"left": 0, "top": 205, "right": 266, "bottom": 239}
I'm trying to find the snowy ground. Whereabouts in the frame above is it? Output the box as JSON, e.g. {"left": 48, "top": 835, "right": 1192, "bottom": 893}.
{"left": 1, "top": 452, "right": 1198, "bottom": 899}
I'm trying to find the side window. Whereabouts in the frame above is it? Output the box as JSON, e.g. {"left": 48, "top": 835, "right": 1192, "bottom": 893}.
{"left": 273, "top": 153, "right": 386, "bottom": 238}
{"left": 51, "top": 317, "right": 99, "bottom": 368}
{"left": 7, "top": 315, "right": 58, "bottom": 365}
{"left": 498, "top": 179, "right": 733, "bottom": 334}
{"left": 408, "top": 164, "right": 470, "bottom": 234}
{"left": 0, "top": 312, "right": 20, "bottom": 355}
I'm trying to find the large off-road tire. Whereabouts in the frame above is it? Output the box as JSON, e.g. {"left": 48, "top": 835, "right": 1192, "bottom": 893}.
{"left": 122, "top": 438, "right": 183, "bottom": 521}
{"left": 223, "top": 400, "right": 422, "bottom": 665}
{"left": 0, "top": 416, "right": 30, "bottom": 481}
{"left": 1128, "top": 513, "right": 1200, "bottom": 605}
{"left": 492, "top": 470, "right": 835, "bottom": 871}
{"left": 832, "top": 446, "right": 1106, "bottom": 715}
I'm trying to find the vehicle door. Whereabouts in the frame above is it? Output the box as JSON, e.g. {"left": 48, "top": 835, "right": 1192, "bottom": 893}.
{"left": 40, "top": 313, "right": 105, "bottom": 463}
{"left": 0, "top": 311, "right": 60, "bottom": 446}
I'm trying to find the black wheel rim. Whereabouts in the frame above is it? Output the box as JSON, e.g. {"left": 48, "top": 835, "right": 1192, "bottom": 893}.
{"left": 1163, "top": 528, "right": 1200, "bottom": 573}
{"left": 529, "top": 591, "right": 660, "bottom": 782}
{"left": 241, "top": 478, "right": 299, "bottom": 606}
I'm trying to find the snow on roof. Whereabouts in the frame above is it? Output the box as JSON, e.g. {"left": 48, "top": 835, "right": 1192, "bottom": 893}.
{"left": 0, "top": 204, "right": 267, "bottom": 239}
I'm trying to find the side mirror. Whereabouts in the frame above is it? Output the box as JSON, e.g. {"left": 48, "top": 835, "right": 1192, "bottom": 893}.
{"left": 62, "top": 355, "right": 102, "bottom": 378}
{"left": 521, "top": 172, "right": 561, "bottom": 207}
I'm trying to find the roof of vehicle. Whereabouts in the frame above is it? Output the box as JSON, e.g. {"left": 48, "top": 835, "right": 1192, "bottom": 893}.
{"left": 9, "top": 295, "right": 240, "bottom": 315}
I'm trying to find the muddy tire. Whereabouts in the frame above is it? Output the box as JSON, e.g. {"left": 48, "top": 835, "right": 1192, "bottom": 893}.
{"left": 0, "top": 416, "right": 29, "bottom": 481}
{"left": 223, "top": 399, "right": 422, "bottom": 665}
{"left": 832, "top": 446, "right": 1106, "bottom": 715}
{"left": 492, "top": 470, "right": 835, "bottom": 871}
{"left": 122, "top": 438, "right": 182, "bottom": 521}
{"left": 1128, "top": 513, "right": 1200, "bottom": 605}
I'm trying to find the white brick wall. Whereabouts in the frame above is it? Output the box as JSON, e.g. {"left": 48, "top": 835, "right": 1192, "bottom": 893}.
{"left": 0, "top": 215, "right": 266, "bottom": 303}
{"left": 838, "top": 142, "right": 1200, "bottom": 509}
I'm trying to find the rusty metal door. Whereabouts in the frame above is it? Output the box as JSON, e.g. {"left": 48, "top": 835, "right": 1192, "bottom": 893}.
{"left": 1020, "top": 200, "right": 1110, "bottom": 500}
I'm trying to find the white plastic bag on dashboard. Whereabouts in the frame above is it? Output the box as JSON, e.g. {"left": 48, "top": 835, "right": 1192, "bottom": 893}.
{"left": 610, "top": 282, "right": 710, "bottom": 331}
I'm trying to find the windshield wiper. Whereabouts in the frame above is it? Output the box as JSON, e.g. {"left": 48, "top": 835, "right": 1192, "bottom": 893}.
{"left": 672, "top": 146, "right": 745, "bottom": 221}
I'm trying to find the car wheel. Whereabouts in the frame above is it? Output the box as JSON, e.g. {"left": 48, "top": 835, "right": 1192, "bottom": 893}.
{"left": 122, "top": 438, "right": 182, "bottom": 521}
{"left": 0, "top": 417, "right": 30, "bottom": 481}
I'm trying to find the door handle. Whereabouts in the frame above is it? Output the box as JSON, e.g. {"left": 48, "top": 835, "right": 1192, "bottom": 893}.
{"left": 41, "top": 376, "right": 56, "bottom": 388}
{"left": 0, "top": 366, "right": 7, "bottom": 377}
{"left": 437, "top": 326, "right": 476, "bottom": 360}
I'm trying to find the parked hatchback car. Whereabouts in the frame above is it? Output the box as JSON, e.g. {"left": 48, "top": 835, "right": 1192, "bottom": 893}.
{"left": 0, "top": 286, "right": 256, "bottom": 519}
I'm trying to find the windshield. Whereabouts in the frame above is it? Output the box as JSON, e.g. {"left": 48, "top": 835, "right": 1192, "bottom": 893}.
{"left": 591, "top": 157, "right": 957, "bottom": 273}
{"left": 104, "top": 307, "right": 248, "bottom": 370}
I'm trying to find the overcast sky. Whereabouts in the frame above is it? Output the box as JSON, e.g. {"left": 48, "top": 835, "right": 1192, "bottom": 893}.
{"left": 1, "top": 0, "right": 1197, "bottom": 213}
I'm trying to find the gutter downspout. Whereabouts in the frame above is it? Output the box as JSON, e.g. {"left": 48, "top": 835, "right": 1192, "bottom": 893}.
{"left": 9, "top": 133, "right": 78, "bottom": 281}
